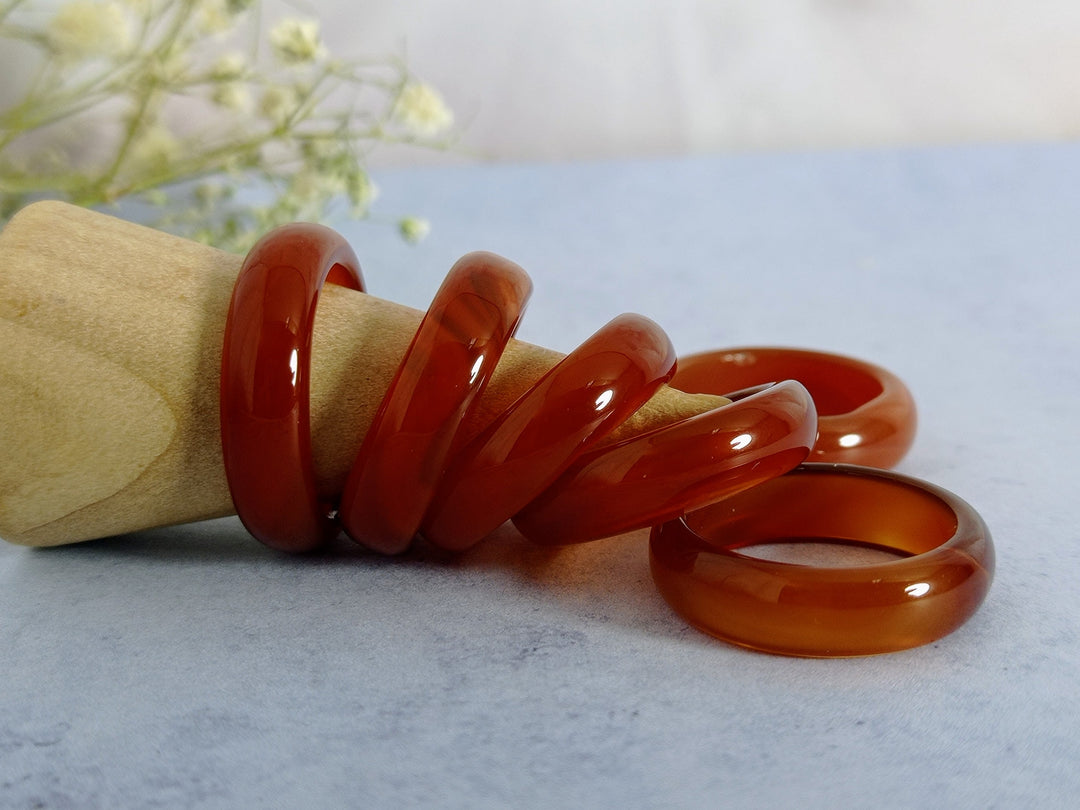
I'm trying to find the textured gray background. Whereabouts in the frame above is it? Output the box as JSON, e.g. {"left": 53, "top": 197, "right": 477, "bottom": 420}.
{"left": 2, "top": 143, "right": 1077, "bottom": 808}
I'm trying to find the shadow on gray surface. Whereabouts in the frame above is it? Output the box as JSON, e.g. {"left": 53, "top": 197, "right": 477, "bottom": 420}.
{"left": 13, "top": 513, "right": 701, "bottom": 649}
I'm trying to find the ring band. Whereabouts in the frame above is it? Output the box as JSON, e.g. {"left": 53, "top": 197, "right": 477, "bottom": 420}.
{"left": 339, "top": 252, "right": 532, "bottom": 554}
{"left": 649, "top": 463, "right": 994, "bottom": 657}
{"left": 670, "top": 347, "right": 917, "bottom": 468}
{"left": 219, "top": 223, "right": 365, "bottom": 552}
{"left": 513, "top": 380, "right": 817, "bottom": 546}
{"left": 422, "top": 313, "right": 677, "bottom": 551}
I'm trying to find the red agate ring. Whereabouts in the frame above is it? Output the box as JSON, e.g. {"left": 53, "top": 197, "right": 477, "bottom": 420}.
{"left": 649, "top": 463, "right": 995, "bottom": 657}
{"left": 338, "top": 252, "right": 533, "bottom": 555}
{"left": 512, "top": 381, "right": 817, "bottom": 546}
{"left": 669, "top": 347, "right": 917, "bottom": 469}
{"left": 219, "top": 223, "right": 365, "bottom": 552}
{"left": 421, "top": 312, "right": 678, "bottom": 551}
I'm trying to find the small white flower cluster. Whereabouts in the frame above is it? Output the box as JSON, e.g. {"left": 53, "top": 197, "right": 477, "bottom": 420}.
{"left": 1, "top": 1, "right": 456, "bottom": 248}
{"left": 128, "top": 126, "right": 181, "bottom": 171}
{"left": 258, "top": 84, "right": 297, "bottom": 124}
{"left": 47, "top": 1, "right": 132, "bottom": 60}
{"left": 211, "top": 52, "right": 247, "bottom": 81}
{"left": 394, "top": 83, "right": 455, "bottom": 137}
{"left": 398, "top": 216, "right": 431, "bottom": 244}
{"left": 269, "top": 18, "right": 326, "bottom": 65}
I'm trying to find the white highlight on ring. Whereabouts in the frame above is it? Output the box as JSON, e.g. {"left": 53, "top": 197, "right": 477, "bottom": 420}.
{"left": 730, "top": 433, "right": 753, "bottom": 450}
{"left": 469, "top": 354, "right": 485, "bottom": 384}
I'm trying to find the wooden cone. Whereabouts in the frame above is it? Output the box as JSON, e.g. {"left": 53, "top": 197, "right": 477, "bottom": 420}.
{"left": 0, "top": 201, "right": 726, "bottom": 547}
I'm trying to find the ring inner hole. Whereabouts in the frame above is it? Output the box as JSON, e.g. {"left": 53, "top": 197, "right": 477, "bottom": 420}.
{"left": 737, "top": 538, "right": 909, "bottom": 566}
{"left": 673, "top": 352, "right": 884, "bottom": 416}
{"left": 686, "top": 472, "right": 958, "bottom": 561}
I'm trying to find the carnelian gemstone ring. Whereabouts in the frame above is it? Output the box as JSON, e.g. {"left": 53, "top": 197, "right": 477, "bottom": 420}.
{"left": 513, "top": 381, "right": 817, "bottom": 546}
{"left": 649, "top": 464, "right": 995, "bottom": 657}
{"left": 339, "top": 252, "right": 533, "bottom": 554}
{"left": 421, "top": 312, "right": 677, "bottom": 551}
{"left": 220, "top": 223, "right": 365, "bottom": 552}
{"left": 670, "top": 347, "right": 917, "bottom": 469}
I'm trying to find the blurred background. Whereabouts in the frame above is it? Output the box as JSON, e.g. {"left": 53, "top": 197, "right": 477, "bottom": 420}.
{"left": 3, "top": 0, "right": 1079, "bottom": 243}
{"left": 316, "top": 0, "right": 1080, "bottom": 165}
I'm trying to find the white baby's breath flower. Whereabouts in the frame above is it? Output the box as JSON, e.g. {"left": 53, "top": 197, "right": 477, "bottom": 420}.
{"left": 300, "top": 137, "right": 338, "bottom": 163}
{"left": 211, "top": 52, "right": 247, "bottom": 81}
{"left": 47, "top": 1, "right": 132, "bottom": 60}
{"left": 147, "top": 47, "right": 190, "bottom": 84}
{"left": 269, "top": 18, "right": 326, "bottom": 65}
{"left": 128, "top": 125, "right": 181, "bottom": 172}
{"left": 194, "top": 182, "right": 225, "bottom": 209}
{"left": 282, "top": 170, "right": 350, "bottom": 222}
{"left": 398, "top": 216, "right": 430, "bottom": 244}
{"left": 392, "top": 82, "right": 453, "bottom": 137}
{"left": 259, "top": 85, "right": 298, "bottom": 124}
{"left": 196, "top": 0, "right": 233, "bottom": 34}
{"left": 346, "top": 171, "right": 378, "bottom": 215}
{"left": 291, "top": 167, "right": 348, "bottom": 202}
{"left": 212, "top": 82, "right": 250, "bottom": 111}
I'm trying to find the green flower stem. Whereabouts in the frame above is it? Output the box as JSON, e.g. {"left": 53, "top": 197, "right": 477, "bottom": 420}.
{"left": 0, "top": 0, "right": 29, "bottom": 25}
{"left": 0, "top": 54, "right": 133, "bottom": 149}
{"left": 98, "top": 135, "right": 275, "bottom": 201}
{"left": 1, "top": 85, "right": 115, "bottom": 148}
{"left": 93, "top": 3, "right": 197, "bottom": 198}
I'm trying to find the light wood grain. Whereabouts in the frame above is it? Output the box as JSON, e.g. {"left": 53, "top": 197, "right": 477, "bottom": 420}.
{"left": 0, "top": 201, "right": 726, "bottom": 546}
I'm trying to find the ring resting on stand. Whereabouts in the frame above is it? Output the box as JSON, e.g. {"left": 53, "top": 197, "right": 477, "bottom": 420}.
{"left": 339, "top": 252, "right": 533, "bottom": 555}
{"left": 219, "top": 223, "right": 365, "bottom": 552}
{"left": 219, "top": 223, "right": 994, "bottom": 656}
{"left": 512, "top": 380, "right": 817, "bottom": 545}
